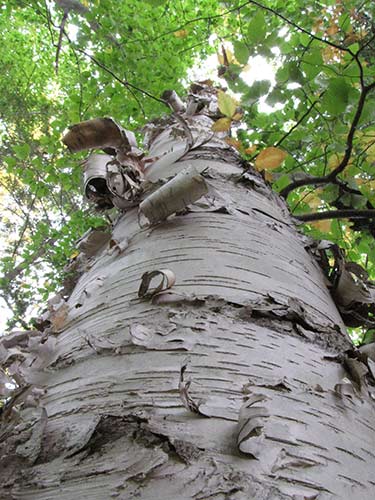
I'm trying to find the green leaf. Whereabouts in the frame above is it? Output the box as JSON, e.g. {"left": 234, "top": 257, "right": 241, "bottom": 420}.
{"left": 361, "top": 329, "right": 375, "bottom": 345}
{"left": 266, "top": 87, "right": 285, "bottom": 106}
{"left": 320, "top": 185, "right": 339, "bottom": 203}
{"left": 273, "top": 174, "right": 291, "bottom": 192}
{"left": 338, "top": 13, "right": 351, "bottom": 33}
{"left": 144, "top": 0, "right": 167, "bottom": 6}
{"left": 233, "top": 41, "right": 249, "bottom": 65}
{"left": 247, "top": 10, "right": 266, "bottom": 44}
{"left": 299, "top": 33, "right": 311, "bottom": 46}
{"left": 347, "top": 43, "right": 360, "bottom": 54}
{"left": 288, "top": 62, "right": 304, "bottom": 84}
{"left": 4, "top": 156, "right": 17, "bottom": 169}
{"left": 301, "top": 47, "right": 323, "bottom": 80}
{"left": 13, "top": 144, "right": 30, "bottom": 160}
{"left": 276, "top": 65, "right": 289, "bottom": 83}
{"left": 321, "top": 78, "right": 351, "bottom": 115}
{"left": 217, "top": 90, "right": 237, "bottom": 118}
{"left": 242, "top": 80, "right": 271, "bottom": 104}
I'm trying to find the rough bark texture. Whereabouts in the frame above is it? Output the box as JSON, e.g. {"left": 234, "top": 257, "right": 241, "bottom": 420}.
{"left": 1, "top": 109, "right": 375, "bottom": 500}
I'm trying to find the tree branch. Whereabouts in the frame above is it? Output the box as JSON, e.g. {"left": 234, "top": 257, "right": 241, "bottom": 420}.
{"left": 295, "top": 209, "right": 375, "bottom": 222}
{"left": 55, "top": 11, "right": 68, "bottom": 74}
{"left": 3, "top": 237, "right": 57, "bottom": 283}
{"left": 327, "top": 82, "right": 375, "bottom": 180}
{"left": 280, "top": 81, "right": 375, "bottom": 198}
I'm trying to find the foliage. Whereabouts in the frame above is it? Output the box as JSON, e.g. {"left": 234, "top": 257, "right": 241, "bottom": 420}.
{"left": 1, "top": 0, "right": 375, "bottom": 339}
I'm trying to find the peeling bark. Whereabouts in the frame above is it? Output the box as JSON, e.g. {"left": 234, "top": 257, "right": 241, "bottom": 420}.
{"left": 1, "top": 96, "right": 375, "bottom": 500}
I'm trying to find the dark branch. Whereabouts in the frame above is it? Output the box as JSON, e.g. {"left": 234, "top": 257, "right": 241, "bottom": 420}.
{"left": 3, "top": 237, "right": 57, "bottom": 283}
{"left": 327, "top": 82, "right": 375, "bottom": 180}
{"left": 280, "top": 175, "right": 329, "bottom": 198}
{"left": 280, "top": 81, "right": 375, "bottom": 198}
{"left": 55, "top": 11, "right": 68, "bottom": 74}
{"left": 295, "top": 209, "right": 375, "bottom": 222}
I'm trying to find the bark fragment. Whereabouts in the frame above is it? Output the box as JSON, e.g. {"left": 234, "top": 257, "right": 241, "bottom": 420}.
{"left": 138, "top": 269, "right": 176, "bottom": 299}
{"left": 139, "top": 166, "right": 208, "bottom": 225}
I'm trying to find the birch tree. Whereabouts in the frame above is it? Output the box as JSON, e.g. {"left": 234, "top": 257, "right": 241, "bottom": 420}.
{"left": 1, "top": 82, "right": 375, "bottom": 500}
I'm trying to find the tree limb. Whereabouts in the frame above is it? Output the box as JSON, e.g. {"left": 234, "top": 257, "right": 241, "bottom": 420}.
{"left": 280, "top": 81, "right": 375, "bottom": 198}
{"left": 295, "top": 209, "right": 375, "bottom": 222}
{"left": 55, "top": 11, "right": 68, "bottom": 74}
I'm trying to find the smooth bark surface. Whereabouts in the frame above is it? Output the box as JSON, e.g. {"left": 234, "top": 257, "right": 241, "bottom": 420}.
{"left": 1, "top": 110, "right": 375, "bottom": 500}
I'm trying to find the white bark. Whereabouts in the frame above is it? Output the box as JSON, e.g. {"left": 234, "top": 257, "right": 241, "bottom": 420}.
{"left": 1, "top": 110, "right": 375, "bottom": 500}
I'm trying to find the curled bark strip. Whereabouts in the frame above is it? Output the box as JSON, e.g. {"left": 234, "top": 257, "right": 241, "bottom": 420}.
{"left": 334, "top": 377, "right": 356, "bottom": 399}
{"left": 237, "top": 394, "right": 270, "bottom": 458}
{"left": 82, "top": 154, "right": 143, "bottom": 210}
{"left": 138, "top": 269, "right": 176, "bottom": 299}
{"left": 62, "top": 117, "right": 136, "bottom": 154}
{"left": 129, "top": 323, "right": 194, "bottom": 351}
{"left": 108, "top": 238, "right": 129, "bottom": 255}
{"left": 139, "top": 166, "right": 208, "bottom": 225}
{"left": 106, "top": 163, "right": 143, "bottom": 206}
{"left": 344, "top": 357, "right": 368, "bottom": 389}
{"left": 179, "top": 363, "right": 199, "bottom": 414}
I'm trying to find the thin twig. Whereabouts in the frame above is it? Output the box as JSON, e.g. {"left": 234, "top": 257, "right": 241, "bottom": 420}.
{"left": 275, "top": 98, "right": 320, "bottom": 147}
{"left": 55, "top": 12, "right": 68, "bottom": 74}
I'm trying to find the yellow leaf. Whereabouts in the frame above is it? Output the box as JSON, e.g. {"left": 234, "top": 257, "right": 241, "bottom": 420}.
{"left": 199, "top": 79, "right": 214, "bottom": 87}
{"left": 310, "top": 219, "right": 332, "bottom": 232}
{"left": 264, "top": 171, "right": 274, "bottom": 182}
{"left": 344, "top": 33, "right": 360, "bottom": 45}
{"left": 366, "top": 143, "right": 375, "bottom": 162}
{"left": 217, "top": 90, "right": 238, "bottom": 118}
{"left": 322, "top": 45, "right": 344, "bottom": 64}
{"left": 212, "top": 117, "right": 232, "bottom": 132}
{"left": 217, "top": 48, "right": 236, "bottom": 65}
{"left": 70, "top": 249, "right": 80, "bottom": 259}
{"left": 174, "top": 29, "right": 188, "bottom": 38}
{"left": 326, "top": 24, "right": 339, "bottom": 36}
{"left": 255, "top": 147, "right": 288, "bottom": 170}
{"left": 304, "top": 192, "right": 322, "bottom": 209}
{"left": 313, "top": 19, "right": 323, "bottom": 33}
{"left": 328, "top": 153, "right": 353, "bottom": 172}
{"left": 245, "top": 145, "right": 257, "bottom": 155}
{"left": 225, "top": 137, "right": 243, "bottom": 151}
{"left": 328, "top": 153, "right": 342, "bottom": 170}
{"left": 232, "top": 111, "right": 243, "bottom": 121}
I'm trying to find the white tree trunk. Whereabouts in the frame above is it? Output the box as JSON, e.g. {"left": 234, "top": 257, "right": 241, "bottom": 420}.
{"left": 1, "top": 101, "right": 375, "bottom": 500}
